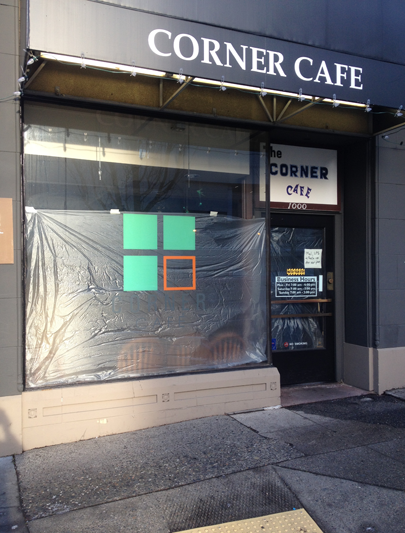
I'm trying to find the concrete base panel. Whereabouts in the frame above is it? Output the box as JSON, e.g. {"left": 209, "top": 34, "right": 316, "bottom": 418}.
{"left": 0, "top": 395, "right": 22, "bottom": 457}
{"left": 343, "top": 343, "right": 373, "bottom": 391}
{"left": 22, "top": 367, "right": 280, "bottom": 451}
{"left": 373, "top": 346, "right": 405, "bottom": 394}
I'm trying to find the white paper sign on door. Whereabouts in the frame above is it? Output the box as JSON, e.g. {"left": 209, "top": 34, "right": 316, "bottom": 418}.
{"left": 304, "top": 249, "right": 322, "bottom": 269}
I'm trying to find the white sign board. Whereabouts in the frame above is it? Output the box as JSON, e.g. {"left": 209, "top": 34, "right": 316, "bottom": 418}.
{"left": 260, "top": 144, "right": 338, "bottom": 211}
{"left": 304, "top": 249, "right": 322, "bottom": 269}
{"left": 275, "top": 276, "right": 318, "bottom": 298}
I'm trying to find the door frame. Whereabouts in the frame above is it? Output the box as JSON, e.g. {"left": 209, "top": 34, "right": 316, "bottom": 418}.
{"left": 266, "top": 209, "right": 344, "bottom": 384}
{"left": 269, "top": 212, "right": 336, "bottom": 385}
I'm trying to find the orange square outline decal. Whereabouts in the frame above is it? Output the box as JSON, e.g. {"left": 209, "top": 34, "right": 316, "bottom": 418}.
{"left": 163, "top": 256, "right": 196, "bottom": 291}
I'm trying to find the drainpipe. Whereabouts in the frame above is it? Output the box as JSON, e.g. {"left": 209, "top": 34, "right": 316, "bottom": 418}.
{"left": 373, "top": 138, "right": 380, "bottom": 351}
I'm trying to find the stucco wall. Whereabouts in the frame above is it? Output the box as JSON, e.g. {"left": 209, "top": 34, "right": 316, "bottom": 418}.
{"left": 0, "top": 0, "right": 23, "bottom": 456}
{"left": 376, "top": 129, "right": 405, "bottom": 348}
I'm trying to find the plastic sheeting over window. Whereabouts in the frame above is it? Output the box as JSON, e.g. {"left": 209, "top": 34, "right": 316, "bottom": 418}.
{"left": 23, "top": 104, "right": 267, "bottom": 388}
{"left": 25, "top": 210, "right": 267, "bottom": 388}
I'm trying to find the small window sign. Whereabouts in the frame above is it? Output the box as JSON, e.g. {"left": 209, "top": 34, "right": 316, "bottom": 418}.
{"left": 304, "top": 249, "right": 322, "bottom": 268}
{"left": 0, "top": 198, "right": 14, "bottom": 264}
{"left": 275, "top": 276, "right": 317, "bottom": 297}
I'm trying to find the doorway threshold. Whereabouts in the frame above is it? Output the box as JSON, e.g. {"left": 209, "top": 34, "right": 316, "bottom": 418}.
{"left": 281, "top": 382, "right": 368, "bottom": 407}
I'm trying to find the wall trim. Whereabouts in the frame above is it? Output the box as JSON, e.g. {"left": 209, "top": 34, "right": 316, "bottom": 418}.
{"left": 21, "top": 367, "right": 280, "bottom": 451}
{"left": 373, "top": 346, "right": 405, "bottom": 394}
{"left": 343, "top": 342, "right": 373, "bottom": 391}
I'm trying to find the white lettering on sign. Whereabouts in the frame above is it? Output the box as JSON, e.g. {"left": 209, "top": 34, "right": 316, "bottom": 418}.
{"left": 201, "top": 38, "right": 223, "bottom": 66}
{"left": 224, "top": 42, "right": 248, "bottom": 70}
{"left": 314, "top": 60, "right": 333, "bottom": 85}
{"left": 250, "top": 47, "right": 266, "bottom": 73}
{"left": 173, "top": 33, "right": 200, "bottom": 61}
{"left": 267, "top": 51, "right": 287, "bottom": 77}
{"left": 294, "top": 57, "right": 313, "bottom": 81}
{"left": 349, "top": 66, "right": 363, "bottom": 89}
{"left": 148, "top": 29, "right": 172, "bottom": 57}
{"left": 304, "top": 249, "right": 322, "bottom": 269}
{"left": 294, "top": 57, "right": 363, "bottom": 89}
{"left": 147, "top": 30, "right": 363, "bottom": 91}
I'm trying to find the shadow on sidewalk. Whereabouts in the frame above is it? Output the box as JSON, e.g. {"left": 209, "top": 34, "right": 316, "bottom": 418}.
{"left": 0, "top": 409, "right": 20, "bottom": 457}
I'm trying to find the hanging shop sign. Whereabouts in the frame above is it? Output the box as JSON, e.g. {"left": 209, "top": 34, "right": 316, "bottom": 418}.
{"left": 28, "top": 0, "right": 405, "bottom": 107}
{"left": 260, "top": 144, "right": 338, "bottom": 211}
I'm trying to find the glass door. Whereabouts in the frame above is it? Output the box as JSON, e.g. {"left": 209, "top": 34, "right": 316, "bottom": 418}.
{"left": 270, "top": 213, "right": 335, "bottom": 385}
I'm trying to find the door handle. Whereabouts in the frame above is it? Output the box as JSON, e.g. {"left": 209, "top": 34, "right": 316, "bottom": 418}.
{"left": 327, "top": 272, "right": 334, "bottom": 291}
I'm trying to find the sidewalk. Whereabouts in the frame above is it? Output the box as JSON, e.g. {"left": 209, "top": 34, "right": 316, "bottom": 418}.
{"left": 2, "top": 391, "right": 405, "bottom": 532}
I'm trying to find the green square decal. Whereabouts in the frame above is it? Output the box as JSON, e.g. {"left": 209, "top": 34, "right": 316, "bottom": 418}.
{"left": 163, "top": 216, "right": 195, "bottom": 250}
{"left": 124, "top": 256, "right": 158, "bottom": 291}
{"left": 123, "top": 214, "right": 157, "bottom": 250}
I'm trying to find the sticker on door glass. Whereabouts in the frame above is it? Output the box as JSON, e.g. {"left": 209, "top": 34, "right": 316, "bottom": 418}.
{"left": 275, "top": 276, "right": 317, "bottom": 297}
{"left": 304, "top": 249, "right": 322, "bottom": 269}
{"left": 286, "top": 268, "right": 305, "bottom": 275}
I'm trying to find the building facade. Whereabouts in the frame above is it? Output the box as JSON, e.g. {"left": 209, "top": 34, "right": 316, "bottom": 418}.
{"left": 1, "top": 0, "right": 405, "bottom": 456}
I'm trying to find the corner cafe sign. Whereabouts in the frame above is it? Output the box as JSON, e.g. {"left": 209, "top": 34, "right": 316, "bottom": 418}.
{"left": 100, "top": 8, "right": 404, "bottom": 107}
{"left": 142, "top": 20, "right": 395, "bottom": 104}
{"left": 260, "top": 144, "right": 338, "bottom": 211}
{"left": 30, "top": 2, "right": 405, "bottom": 106}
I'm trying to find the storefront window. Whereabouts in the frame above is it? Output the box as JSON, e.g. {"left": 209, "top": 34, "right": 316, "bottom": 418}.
{"left": 24, "top": 104, "right": 268, "bottom": 387}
